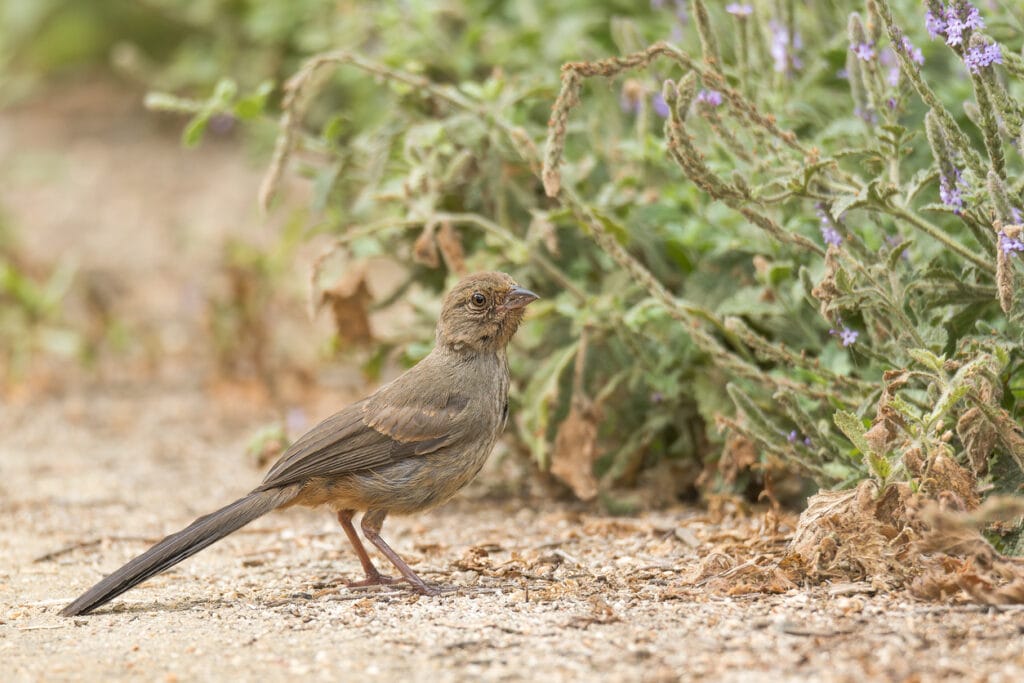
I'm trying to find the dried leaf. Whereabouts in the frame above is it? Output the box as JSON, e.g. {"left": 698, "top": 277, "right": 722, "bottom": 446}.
{"left": 956, "top": 407, "right": 997, "bottom": 476}
{"left": 810, "top": 244, "right": 841, "bottom": 317}
{"left": 319, "top": 266, "right": 374, "bottom": 345}
{"left": 436, "top": 221, "right": 466, "bottom": 274}
{"left": 412, "top": 222, "right": 440, "bottom": 268}
{"left": 787, "top": 481, "right": 905, "bottom": 582}
{"left": 550, "top": 400, "right": 602, "bottom": 501}
{"left": 716, "top": 433, "right": 758, "bottom": 487}
{"left": 995, "top": 221, "right": 1020, "bottom": 314}
{"left": 985, "top": 405, "right": 1024, "bottom": 473}
{"left": 921, "top": 454, "right": 979, "bottom": 510}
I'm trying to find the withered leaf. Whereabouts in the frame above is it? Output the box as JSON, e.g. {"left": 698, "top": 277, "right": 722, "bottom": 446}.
{"left": 436, "top": 221, "right": 466, "bottom": 275}
{"left": 956, "top": 407, "right": 997, "bottom": 476}
{"left": 319, "top": 266, "right": 374, "bottom": 346}
{"left": 550, "top": 400, "right": 602, "bottom": 501}
{"left": 412, "top": 222, "right": 440, "bottom": 268}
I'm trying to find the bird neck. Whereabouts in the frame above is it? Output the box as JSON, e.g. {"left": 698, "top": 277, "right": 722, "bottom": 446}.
{"left": 434, "top": 335, "right": 506, "bottom": 362}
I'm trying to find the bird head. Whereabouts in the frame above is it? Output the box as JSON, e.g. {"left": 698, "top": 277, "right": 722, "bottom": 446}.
{"left": 435, "top": 271, "right": 539, "bottom": 354}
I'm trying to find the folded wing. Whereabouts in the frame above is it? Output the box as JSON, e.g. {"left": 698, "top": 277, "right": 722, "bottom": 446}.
{"left": 255, "top": 389, "right": 470, "bottom": 491}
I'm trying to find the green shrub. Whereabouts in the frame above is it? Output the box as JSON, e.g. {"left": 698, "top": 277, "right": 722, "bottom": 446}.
{"left": 217, "top": 0, "right": 1023, "bottom": 512}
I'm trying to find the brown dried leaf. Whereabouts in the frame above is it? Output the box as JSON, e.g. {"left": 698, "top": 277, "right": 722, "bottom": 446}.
{"left": 319, "top": 266, "right": 374, "bottom": 345}
{"left": 550, "top": 400, "right": 602, "bottom": 501}
{"left": 869, "top": 370, "right": 909, "bottom": 450}
{"left": 436, "top": 221, "right": 466, "bottom": 275}
{"left": 864, "top": 422, "right": 894, "bottom": 456}
{"left": 787, "top": 481, "right": 900, "bottom": 582}
{"left": 412, "top": 222, "right": 440, "bottom": 268}
{"left": 810, "top": 244, "right": 841, "bottom": 317}
{"left": 995, "top": 222, "right": 1020, "bottom": 314}
{"left": 717, "top": 433, "right": 758, "bottom": 487}
{"left": 908, "top": 556, "right": 963, "bottom": 601}
{"left": 956, "top": 407, "right": 997, "bottom": 476}
{"left": 985, "top": 405, "right": 1024, "bottom": 473}
{"left": 921, "top": 453, "right": 979, "bottom": 510}
{"left": 958, "top": 573, "right": 1024, "bottom": 605}
{"left": 453, "top": 545, "right": 493, "bottom": 573}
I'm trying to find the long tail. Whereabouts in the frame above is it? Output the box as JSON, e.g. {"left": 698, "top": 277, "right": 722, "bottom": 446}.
{"left": 61, "top": 485, "right": 300, "bottom": 616}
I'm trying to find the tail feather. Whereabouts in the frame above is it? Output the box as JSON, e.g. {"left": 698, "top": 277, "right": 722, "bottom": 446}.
{"left": 61, "top": 486, "right": 299, "bottom": 616}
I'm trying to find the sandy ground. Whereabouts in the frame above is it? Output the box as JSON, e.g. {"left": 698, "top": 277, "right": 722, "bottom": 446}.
{"left": 3, "top": 384, "right": 1024, "bottom": 682}
{"left": 2, "top": 78, "right": 1024, "bottom": 683}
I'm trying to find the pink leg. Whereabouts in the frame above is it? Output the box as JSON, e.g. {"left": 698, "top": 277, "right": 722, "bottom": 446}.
{"left": 336, "top": 509, "right": 397, "bottom": 587}
{"left": 360, "top": 509, "right": 439, "bottom": 596}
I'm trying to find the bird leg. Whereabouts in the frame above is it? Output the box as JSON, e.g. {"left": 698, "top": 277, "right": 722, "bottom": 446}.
{"left": 336, "top": 509, "right": 397, "bottom": 587}
{"left": 359, "top": 509, "right": 439, "bottom": 596}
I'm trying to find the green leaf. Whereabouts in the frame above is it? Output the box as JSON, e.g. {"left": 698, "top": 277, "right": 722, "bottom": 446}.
{"left": 907, "top": 348, "right": 945, "bottom": 373}
{"left": 182, "top": 112, "right": 211, "bottom": 147}
{"left": 866, "top": 452, "right": 891, "bottom": 480}
{"left": 834, "top": 409, "right": 873, "bottom": 457}
{"left": 234, "top": 80, "right": 274, "bottom": 120}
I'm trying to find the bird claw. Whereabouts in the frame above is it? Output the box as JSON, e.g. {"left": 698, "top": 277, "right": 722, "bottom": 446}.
{"left": 411, "top": 582, "right": 441, "bottom": 596}
{"left": 346, "top": 573, "right": 399, "bottom": 588}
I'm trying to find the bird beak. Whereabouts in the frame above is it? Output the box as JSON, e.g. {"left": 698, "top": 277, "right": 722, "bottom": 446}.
{"left": 502, "top": 285, "right": 540, "bottom": 310}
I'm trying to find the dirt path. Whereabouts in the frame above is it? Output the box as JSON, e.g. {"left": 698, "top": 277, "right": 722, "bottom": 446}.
{"left": 2, "top": 79, "right": 1023, "bottom": 683}
{"left": 3, "top": 384, "right": 1024, "bottom": 682}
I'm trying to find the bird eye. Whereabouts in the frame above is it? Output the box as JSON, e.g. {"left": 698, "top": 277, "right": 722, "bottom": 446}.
{"left": 471, "top": 292, "right": 487, "bottom": 307}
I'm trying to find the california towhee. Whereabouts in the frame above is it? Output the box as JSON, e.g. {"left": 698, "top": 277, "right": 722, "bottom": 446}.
{"left": 62, "top": 271, "right": 538, "bottom": 616}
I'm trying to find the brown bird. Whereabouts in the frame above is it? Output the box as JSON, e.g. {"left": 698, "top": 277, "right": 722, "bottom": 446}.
{"left": 61, "top": 271, "right": 538, "bottom": 616}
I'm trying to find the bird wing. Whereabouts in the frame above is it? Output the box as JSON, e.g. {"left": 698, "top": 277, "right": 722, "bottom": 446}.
{"left": 255, "top": 381, "right": 471, "bottom": 491}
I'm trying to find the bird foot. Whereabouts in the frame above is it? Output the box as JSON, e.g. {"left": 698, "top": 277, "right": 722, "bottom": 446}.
{"left": 410, "top": 582, "right": 441, "bottom": 597}
{"left": 346, "top": 573, "right": 399, "bottom": 588}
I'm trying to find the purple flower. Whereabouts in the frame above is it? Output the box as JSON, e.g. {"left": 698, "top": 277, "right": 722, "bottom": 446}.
{"left": 726, "top": 3, "right": 753, "bottom": 17}
{"left": 883, "top": 38, "right": 923, "bottom": 87}
{"left": 852, "top": 41, "right": 876, "bottom": 61}
{"left": 926, "top": 10, "right": 946, "bottom": 38}
{"left": 944, "top": 3, "right": 985, "bottom": 46}
{"left": 962, "top": 5, "right": 985, "bottom": 29}
{"left": 829, "top": 320, "right": 859, "bottom": 347}
{"left": 817, "top": 206, "right": 843, "bottom": 246}
{"left": 901, "top": 37, "right": 925, "bottom": 65}
{"left": 652, "top": 92, "right": 670, "bottom": 118}
{"left": 1011, "top": 207, "right": 1023, "bottom": 224}
{"left": 769, "top": 20, "right": 803, "bottom": 74}
{"left": 787, "top": 430, "right": 798, "bottom": 443}
{"left": 964, "top": 41, "right": 1002, "bottom": 73}
{"left": 939, "top": 168, "right": 965, "bottom": 214}
{"left": 696, "top": 89, "right": 723, "bottom": 107}
{"left": 855, "top": 106, "right": 878, "bottom": 124}
{"left": 999, "top": 232, "right": 1024, "bottom": 256}
{"left": 821, "top": 225, "right": 843, "bottom": 247}
{"left": 927, "top": 2, "right": 985, "bottom": 46}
